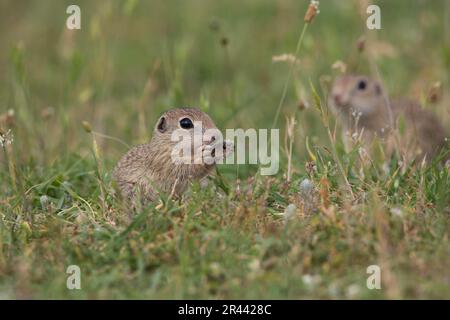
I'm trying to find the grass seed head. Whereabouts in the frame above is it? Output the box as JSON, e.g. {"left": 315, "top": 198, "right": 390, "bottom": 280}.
{"left": 82, "top": 120, "right": 92, "bottom": 133}
{"left": 304, "top": 1, "right": 320, "bottom": 23}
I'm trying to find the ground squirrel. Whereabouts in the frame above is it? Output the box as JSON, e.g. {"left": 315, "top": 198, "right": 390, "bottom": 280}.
{"left": 113, "top": 108, "right": 233, "bottom": 204}
{"left": 329, "top": 74, "right": 448, "bottom": 162}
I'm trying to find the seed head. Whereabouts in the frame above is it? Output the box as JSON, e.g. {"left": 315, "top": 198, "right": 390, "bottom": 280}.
{"left": 297, "top": 98, "right": 309, "bottom": 111}
{"left": 272, "top": 54, "right": 300, "bottom": 65}
{"left": 427, "top": 81, "right": 442, "bottom": 104}
{"left": 304, "top": 0, "right": 320, "bottom": 23}
{"left": 331, "top": 60, "right": 347, "bottom": 73}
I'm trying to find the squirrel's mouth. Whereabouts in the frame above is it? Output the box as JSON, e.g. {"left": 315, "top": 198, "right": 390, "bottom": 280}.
{"left": 170, "top": 136, "right": 234, "bottom": 166}
{"left": 330, "top": 94, "right": 347, "bottom": 109}
{"left": 211, "top": 141, "right": 232, "bottom": 157}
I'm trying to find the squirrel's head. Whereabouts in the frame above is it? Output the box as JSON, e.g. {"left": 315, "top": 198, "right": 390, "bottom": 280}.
{"left": 153, "top": 108, "right": 233, "bottom": 167}
{"left": 329, "top": 75, "right": 385, "bottom": 117}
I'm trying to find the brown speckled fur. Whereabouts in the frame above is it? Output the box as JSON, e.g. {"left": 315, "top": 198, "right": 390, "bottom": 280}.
{"left": 113, "top": 108, "right": 222, "bottom": 204}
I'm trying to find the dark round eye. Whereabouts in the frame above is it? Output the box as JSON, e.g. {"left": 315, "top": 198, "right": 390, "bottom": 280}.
{"left": 357, "top": 80, "right": 367, "bottom": 90}
{"left": 179, "top": 118, "right": 194, "bottom": 129}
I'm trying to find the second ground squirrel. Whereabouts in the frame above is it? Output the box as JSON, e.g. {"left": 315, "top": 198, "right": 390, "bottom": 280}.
{"left": 329, "top": 74, "right": 448, "bottom": 162}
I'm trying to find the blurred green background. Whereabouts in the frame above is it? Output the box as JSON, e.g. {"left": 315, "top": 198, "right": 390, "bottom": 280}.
{"left": 0, "top": 0, "right": 448, "bottom": 178}
{"left": 0, "top": 0, "right": 450, "bottom": 300}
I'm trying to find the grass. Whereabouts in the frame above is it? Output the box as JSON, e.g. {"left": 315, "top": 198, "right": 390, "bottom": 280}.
{"left": 0, "top": 0, "right": 449, "bottom": 299}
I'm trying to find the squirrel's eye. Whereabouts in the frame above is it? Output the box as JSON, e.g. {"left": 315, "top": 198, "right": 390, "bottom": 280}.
{"left": 179, "top": 118, "right": 194, "bottom": 129}
{"left": 357, "top": 80, "right": 367, "bottom": 90}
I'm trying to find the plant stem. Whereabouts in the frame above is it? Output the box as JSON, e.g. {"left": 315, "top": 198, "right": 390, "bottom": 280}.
{"left": 271, "top": 23, "right": 309, "bottom": 130}
{"left": 3, "top": 145, "right": 18, "bottom": 193}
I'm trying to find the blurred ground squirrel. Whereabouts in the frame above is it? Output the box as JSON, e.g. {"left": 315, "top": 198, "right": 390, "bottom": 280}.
{"left": 329, "top": 74, "right": 448, "bottom": 162}
{"left": 114, "top": 108, "right": 233, "bottom": 204}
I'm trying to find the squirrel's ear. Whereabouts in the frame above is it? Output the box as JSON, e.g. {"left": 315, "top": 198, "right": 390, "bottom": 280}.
{"left": 156, "top": 116, "right": 167, "bottom": 133}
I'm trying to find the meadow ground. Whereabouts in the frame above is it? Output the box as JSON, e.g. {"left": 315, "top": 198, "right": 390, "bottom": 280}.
{"left": 0, "top": 0, "right": 449, "bottom": 299}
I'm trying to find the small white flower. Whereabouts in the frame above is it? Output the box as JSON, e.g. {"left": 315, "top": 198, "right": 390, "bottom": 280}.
{"left": 209, "top": 262, "right": 222, "bottom": 277}
{"left": 302, "top": 274, "right": 321, "bottom": 289}
{"left": 346, "top": 284, "right": 360, "bottom": 298}
{"left": 299, "top": 179, "right": 316, "bottom": 215}
{"left": 40, "top": 195, "right": 49, "bottom": 210}
{"left": 390, "top": 207, "right": 403, "bottom": 218}
{"left": 310, "top": 1, "right": 320, "bottom": 12}
{"left": 272, "top": 54, "right": 300, "bottom": 65}
{"left": 299, "top": 178, "right": 314, "bottom": 195}
{"left": 284, "top": 204, "right": 297, "bottom": 221}
{"left": 302, "top": 274, "right": 314, "bottom": 286}
{"left": 248, "top": 259, "right": 260, "bottom": 272}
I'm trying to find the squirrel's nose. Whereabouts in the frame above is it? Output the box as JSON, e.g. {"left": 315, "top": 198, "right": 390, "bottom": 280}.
{"left": 223, "top": 141, "right": 234, "bottom": 155}
{"left": 333, "top": 93, "right": 342, "bottom": 105}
